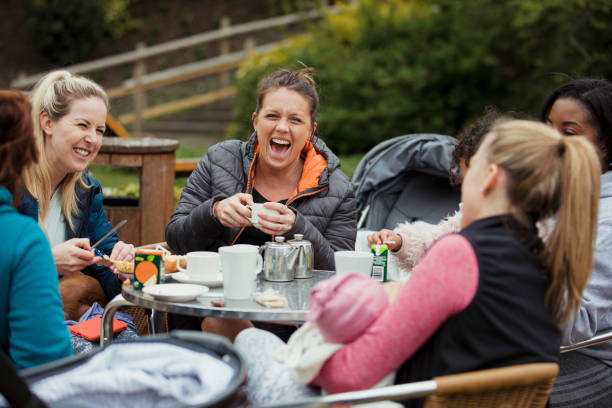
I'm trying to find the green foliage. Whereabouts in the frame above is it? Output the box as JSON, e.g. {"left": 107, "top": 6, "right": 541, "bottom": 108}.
{"left": 24, "top": 0, "right": 107, "bottom": 65}
{"left": 230, "top": 0, "right": 612, "bottom": 154}
{"left": 24, "top": 0, "right": 140, "bottom": 65}
{"left": 103, "top": 0, "right": 142, "bottom": 39}
{"left": 338, "top": 154, "right": 363, "bottom": 180}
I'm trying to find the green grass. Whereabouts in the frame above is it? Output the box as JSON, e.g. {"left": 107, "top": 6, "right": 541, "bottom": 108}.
{"left": 338, "top": 154, "right": 363, "bottom": 180}
{"left": 175, "top": 145, "right": 209, "bottom": 159}
{"left": 88, "top": 165, "right": 139, "bottom": 192}
{"left": 90, "top": 151, "right": 364, "bottom": 198}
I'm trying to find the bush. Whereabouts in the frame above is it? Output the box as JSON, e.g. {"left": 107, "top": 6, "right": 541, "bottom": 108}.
{"left": 24, "top": 0, "right": 107, "bottom": 66}
{"left": 24, "top": 0, "right": 140, "bottom": 66}
{"left": 230, "top": 0, "right": 612, "bottom": 154}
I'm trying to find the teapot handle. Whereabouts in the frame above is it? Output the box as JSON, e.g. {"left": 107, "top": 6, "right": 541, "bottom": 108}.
{"left": 253, "top": 254, "right": 263, "bottom": 279}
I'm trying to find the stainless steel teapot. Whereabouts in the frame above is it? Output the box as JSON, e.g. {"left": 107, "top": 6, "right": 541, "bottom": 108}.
{"left": 288, "top": 234, "right": 313, "bottom": 278}
{"left": 260, "top": 236, "right": 296, "bottom": 282}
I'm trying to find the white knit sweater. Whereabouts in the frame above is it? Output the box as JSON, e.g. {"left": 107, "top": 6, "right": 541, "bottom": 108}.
{"left": 391, "top": 210, "right": 462, "bottom": 272}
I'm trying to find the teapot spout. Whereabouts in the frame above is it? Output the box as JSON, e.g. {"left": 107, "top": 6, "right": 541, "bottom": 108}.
{"left": 285, "top": 245, "right": 300, "bottom": 271}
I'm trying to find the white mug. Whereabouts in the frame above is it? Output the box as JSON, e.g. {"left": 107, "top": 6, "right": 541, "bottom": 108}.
{"left": 219, "top": 245, "right": 263, "bottom": 299}
{"left": 177, "top": 251, "right": 219, "bottom": 281}
{"left": 249, "top": 203, "right": 279, "bottom": 229}
{"left": 334, "top": 250, "right": 374, "bottom": 277}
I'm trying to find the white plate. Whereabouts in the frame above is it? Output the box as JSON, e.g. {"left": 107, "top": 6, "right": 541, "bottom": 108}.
{"left": 170, "top": 272, "right": 223, "bottom": 288}
{"left": 143, "top": 283, "right": 209, "bottom": 302}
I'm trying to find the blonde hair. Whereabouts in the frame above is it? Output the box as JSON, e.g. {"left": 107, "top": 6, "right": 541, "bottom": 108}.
{"left": 23, "top": 70, "right": 108, "bottom": 230}
{"left": 484, "top": 120, "right": 601, "bottom": 325}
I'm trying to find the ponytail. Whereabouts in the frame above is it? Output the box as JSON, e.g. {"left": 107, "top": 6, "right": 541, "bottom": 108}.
{"left": 486, "top": 120, "right": 600, "bottom": 325}
{"left": 544, "top": 137, "right": 600, "bottom": 324}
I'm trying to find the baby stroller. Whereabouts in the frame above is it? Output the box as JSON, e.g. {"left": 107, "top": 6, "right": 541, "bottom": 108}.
{"left": 352, "top": 133, "right": 461, "bottom": 231}
{"left": 0, "top": 331, "right": 246, "bottom": 408}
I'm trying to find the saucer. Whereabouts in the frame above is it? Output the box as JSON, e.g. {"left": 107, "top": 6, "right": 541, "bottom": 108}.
{"left": 142, "top": 283, "right": 208, "bottom": 302}
{"left": 171, "top": 272, "right": 223, "bottom": 288}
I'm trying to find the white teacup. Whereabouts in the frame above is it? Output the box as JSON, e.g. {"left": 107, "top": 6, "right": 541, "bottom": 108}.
{"left": 219, "top": 245, "right": 263, "bottom": 299}
{"left": 334, "top": 250, "right": 374, "bottom": 277}
{"left": 249, "top": 203, "right": 279, "bottom": 229}
{"left": 177, "top": 251, "right": 219, "bottom": 281}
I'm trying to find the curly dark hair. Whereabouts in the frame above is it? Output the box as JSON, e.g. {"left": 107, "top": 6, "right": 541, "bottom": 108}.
{"left": 450, "top": 107, "right": 506, "bottom": 184}
{"left": 0, "top": 90, "right": 39, "bottom": 204}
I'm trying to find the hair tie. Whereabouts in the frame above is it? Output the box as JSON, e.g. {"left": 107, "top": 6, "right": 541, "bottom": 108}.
{"left": 558, "top": 138, "right": 566, "bottom": 156}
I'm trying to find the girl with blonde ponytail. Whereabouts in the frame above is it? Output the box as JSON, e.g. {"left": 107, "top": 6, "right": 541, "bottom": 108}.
{"left": 230, "top": 119, "right": 601, "bottom": 406}
{"left": 20, "top": 70, "right": 133, "bottom": 304}
{"left": 478, "top": 121, "right": 600, "bottom": 324}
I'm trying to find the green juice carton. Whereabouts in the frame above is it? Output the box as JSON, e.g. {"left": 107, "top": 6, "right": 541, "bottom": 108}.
{"left": 371, "top": 244, "right": 388, "bottom": 282}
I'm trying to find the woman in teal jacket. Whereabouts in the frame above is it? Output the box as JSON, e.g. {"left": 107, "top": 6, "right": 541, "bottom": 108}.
{"left": 0, "top": 90, "right": 73, "bottom": 369}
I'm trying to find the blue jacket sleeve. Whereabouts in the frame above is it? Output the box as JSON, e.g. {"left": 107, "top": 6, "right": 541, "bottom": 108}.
{"left": 82, "top": 177, "right": 121, "bottom": 300}
{"left": 9, "top": 221, "right": 73, "bottom": 369}
{"left": 562, "top": 213, "right": 612, "bottom": 344}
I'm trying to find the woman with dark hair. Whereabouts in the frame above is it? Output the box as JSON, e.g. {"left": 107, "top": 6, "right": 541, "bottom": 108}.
{"left": 541, "top": 78, "right": 612, "bottom": 172}
{"left": 166, "top": 68, "right": 357, "bottom": 264}
{"left": 0, "top": 90, "right": 73, "bottom": 369}
{"left": 166, "top": 67, "right": 357, "bottom": 338}
{"left": 541, "top": 78, "right": 612, "bottom": 408}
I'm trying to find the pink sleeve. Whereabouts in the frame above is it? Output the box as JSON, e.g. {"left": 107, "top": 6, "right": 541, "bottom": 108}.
{"left": 311, "top": 234, "right": 479, "bottom": 393}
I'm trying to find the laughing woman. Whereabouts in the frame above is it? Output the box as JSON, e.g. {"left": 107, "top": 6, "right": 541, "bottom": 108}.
{"left": 166, "top": 68, "right": 357, "bottom": 338}
{"left": 166, "top": 68, "right": 357, "bottom": 267}
{"left": 21, "top": 70, "right": 134, "bottom": 307}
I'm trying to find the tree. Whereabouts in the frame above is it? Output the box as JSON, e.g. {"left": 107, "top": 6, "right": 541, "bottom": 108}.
{"left": 230, "top": 0, "right": 612, "bottom": 154}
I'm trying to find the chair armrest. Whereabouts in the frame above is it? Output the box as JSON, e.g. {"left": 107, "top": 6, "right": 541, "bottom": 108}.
{"left": 260, "top": 380, "right": 436, "bottom": 408}
{"left": 560, "top": 329, "right": 612, "bottom": 353}
{"left": 434, "top": 363, "right": 558, "bottom": 394}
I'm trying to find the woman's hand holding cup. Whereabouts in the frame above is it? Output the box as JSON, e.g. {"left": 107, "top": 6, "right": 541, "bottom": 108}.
{"left": 213, "top": 193, "right": 254, "bottom": 228}
{"left": 368, "top": 229, "right": 402, "bottom": 252}
{"left": 256, "top": 202, "right": 295, "bottom": 236}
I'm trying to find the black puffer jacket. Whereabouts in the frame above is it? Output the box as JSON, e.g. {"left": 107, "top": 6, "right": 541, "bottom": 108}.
{"left": 166, "top": 134, "right": 357, "bottom": 270}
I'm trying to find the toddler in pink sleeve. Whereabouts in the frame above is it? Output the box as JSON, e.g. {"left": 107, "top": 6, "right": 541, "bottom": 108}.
{"left": 276, "top": 272, "right": 395, "bottom": 386}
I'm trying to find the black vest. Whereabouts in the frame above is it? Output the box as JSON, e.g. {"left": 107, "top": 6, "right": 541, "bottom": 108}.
{"left": 395, "top": 216, "right": 561, "bottom": 407}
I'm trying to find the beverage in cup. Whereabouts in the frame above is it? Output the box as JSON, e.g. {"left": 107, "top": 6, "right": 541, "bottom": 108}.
{"left": 219, "top": 244, "right": 262, "bottom": 299}
{"left": 177, "top": 251, "right": 220, "bottom": 281}
{"left": 334, "top": 250, "right": 373, "bottom": 277}
{"left": 249, "top": 203, "right": 279, "bottom": 229}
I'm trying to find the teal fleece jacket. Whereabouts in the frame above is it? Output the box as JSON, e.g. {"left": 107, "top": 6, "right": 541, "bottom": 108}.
{"left": 0, "top": 186, "right": 73, "bottom": 370}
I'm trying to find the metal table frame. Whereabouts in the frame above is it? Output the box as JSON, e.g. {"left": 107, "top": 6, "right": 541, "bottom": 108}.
{"left": 101, "top": 270, "right": 334, "bottom": 346}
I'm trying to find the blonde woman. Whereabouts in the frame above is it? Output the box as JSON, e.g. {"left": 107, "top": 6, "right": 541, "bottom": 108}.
{"left": 20, "top": 70, "right": 133, "bottom": 302}
{"left": 233, "top": 120, "right": 600, "bottom": 407}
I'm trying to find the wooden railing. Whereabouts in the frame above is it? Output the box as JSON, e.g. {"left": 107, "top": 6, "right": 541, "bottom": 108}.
{"left": 11, "top": 6, "right": 340, "bottom": 137}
